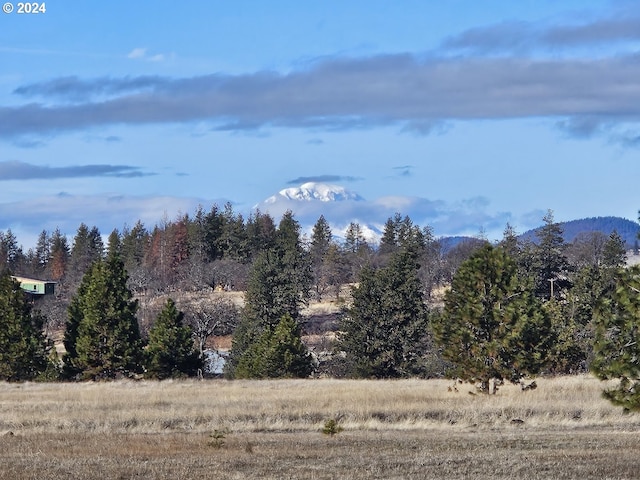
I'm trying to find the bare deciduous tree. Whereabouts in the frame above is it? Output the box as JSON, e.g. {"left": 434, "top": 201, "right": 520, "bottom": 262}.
{"left": 185, "top": 298, "right": 239, "bottom": 358}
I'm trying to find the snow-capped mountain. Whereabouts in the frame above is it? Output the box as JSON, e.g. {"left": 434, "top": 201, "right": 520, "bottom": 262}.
{"left": 255, "top": 182, "right": 380, "bottom": 242}
{"left": 263, "top": 182, "right": 363, "bottom": 204}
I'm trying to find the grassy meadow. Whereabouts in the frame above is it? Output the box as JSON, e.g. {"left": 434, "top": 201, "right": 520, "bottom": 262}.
{"left": 1, "top": 375, "right": 640, "bottom": 479}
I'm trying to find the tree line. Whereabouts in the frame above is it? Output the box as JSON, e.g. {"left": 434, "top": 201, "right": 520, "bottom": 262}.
{"left": 1, "top": 206, "right": 640, "bottom": 409}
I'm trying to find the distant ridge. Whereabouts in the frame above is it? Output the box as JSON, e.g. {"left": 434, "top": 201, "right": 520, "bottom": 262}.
{"left": 520, "top": 216, "right": 638, "bottom": 247}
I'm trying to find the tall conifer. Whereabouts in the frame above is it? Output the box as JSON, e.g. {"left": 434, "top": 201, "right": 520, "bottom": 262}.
{"left": 0, "top": 270, "right": 52, "bottom": 381}
{"left": 145, "top": 299, "right": 200, "bottom": 379}
{"left": 63, "top": 253, "right": 143, "bottom": 380}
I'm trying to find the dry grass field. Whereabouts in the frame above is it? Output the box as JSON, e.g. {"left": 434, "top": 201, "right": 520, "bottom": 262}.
{"left": 1, "top": 375, "right": 640, "bottom": 479}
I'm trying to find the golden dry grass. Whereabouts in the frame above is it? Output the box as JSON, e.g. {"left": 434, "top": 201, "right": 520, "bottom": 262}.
{"left": 1, "top": 375, "right": 640, "bottom": 479}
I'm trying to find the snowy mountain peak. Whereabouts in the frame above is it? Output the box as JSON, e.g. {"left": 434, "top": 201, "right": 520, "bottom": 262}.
{"left": 265, "top": 182, "right": 363, "bottom": 204}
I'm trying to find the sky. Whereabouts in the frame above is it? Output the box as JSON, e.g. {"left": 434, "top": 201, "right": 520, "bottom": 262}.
{"left": 2, "top": 0, "right": 640, "bottom": 248}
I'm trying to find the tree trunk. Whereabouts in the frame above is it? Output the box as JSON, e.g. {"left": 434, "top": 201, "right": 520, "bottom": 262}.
{"left": 481, "top": 379, "right": 490, "bottom": 394}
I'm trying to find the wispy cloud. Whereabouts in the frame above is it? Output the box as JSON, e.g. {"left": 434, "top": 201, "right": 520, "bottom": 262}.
{"left": 3, "top": 52, "right": 639, "bottom": 143}
{"left": 0, "top": 161, "right": 153, "bottom": 180}
{"left": 127, "top": 47, "right": 166, "bottom": 62}
{"left": 3, "top": 11, "right": 640, "bottom": 146}
{"left": 0, "top": 193, "right": 216, "bottom": 242}
{"left": 286, "top": 174, "right": 362, "bottom": 185}
{"left": 13, "top": 75, "right": 164, "bottom": 101}
{"left": 392, "top": 165, "right": 414, "bottom": 178}
{"left": 127, "top": 48, "right": 147, "bottom": 59}
{"left": 442, "top": 15, "right": 640, "bottom": 53}
{"left": 255, "top": 189, "right": 513, "bottom": 238}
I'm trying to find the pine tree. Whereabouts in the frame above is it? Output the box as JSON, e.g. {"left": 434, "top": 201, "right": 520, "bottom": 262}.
{"left": 433, "top": 245, "right": 552, "bottom": 393}
{"left": 0, "top": 270, "right": 52, "bottom": 381}
{"left": 343, "top": 221, "right": 371, "bottom": 281}
{"left": 543, "top": 298, "right": 587, "bottom": 374}
{"left": 310, "top": 215, "right": 333, "bottom": 300}
{"left": 121, "top": 221, "right": 148, "bottom": 272}
{"left": 246, "top": 209, "right": 277, "bottom": 257}
{"left": 227, "top": 212, "right": 312, "bottom": 378}
{"left": 532, "top": 210, "right": 571, "bottom": 299}
{"left": 591, "top": 265, "right": 640, "bottom": 410}
{"left": 144, "top": 299, "right": 201, "bottom": 379}
{"left": 339, "top": 247, "right": 429, "bottom": 378}
{"left": 219, "top": 203, "right": 249, "bottom": 262}
{"left": 418, "top": 224, "right": 441, "bottom": 299}
{"left": 203, "top": 204, "right": 225, "bottom": 261}
{"left": 379, "top": 214, "right": 401, "bottom": 257}
{"left": 67, "top": 224, "right": 104, "bottom": 290}
{"left": 63, "top": 253, "right": 143, "bottom": 380}
{"left": 0, "top": 229, "right": 24, "bottom": 272}
{"left": 602, "top": 231, "right": 627, "bottom": 269}
{"left": 34, "top": 230, "right": 50, "bottom": 277}
{"left": 233, "top": 314, "right": 312, "bottom": 379}
{"left": 106, "top": 229, "right": 121, "bottom": 258}
{"left": 500, "top": 223, "right": 520, "bottom": 260}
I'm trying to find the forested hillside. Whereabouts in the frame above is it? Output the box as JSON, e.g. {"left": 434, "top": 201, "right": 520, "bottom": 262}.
{"left": 520, "top": 216, "right": 639, "bottom": 248}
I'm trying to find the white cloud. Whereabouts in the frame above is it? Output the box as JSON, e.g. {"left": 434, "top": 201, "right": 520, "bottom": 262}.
{"left": 0, "top": 193, "right": 221, "bottom": 247}
{"left": 126, "top": 48, "right": 166, "bottom": 63}
{"left": 254, "top": 188, "right": 513, "bottom": 240}
{"left": 127, "top": 47, "right": 147, "bottom": 59}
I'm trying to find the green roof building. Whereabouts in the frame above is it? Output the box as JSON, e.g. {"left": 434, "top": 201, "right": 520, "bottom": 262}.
{"left": 12, "top": 276, "right": 56, "bottom": 296}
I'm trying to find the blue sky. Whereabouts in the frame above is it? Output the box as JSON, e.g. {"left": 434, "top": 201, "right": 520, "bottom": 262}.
{"left": 2, "top": 0, "right": 640, "bottom": 247}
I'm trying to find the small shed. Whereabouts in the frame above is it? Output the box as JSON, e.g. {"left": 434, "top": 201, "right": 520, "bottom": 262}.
{"left": 12, "top": 276, "right": 56, "bottom": 296}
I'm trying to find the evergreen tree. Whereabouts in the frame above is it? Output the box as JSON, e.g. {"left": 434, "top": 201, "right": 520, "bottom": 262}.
{"left": 417, "top": 225, "right": 441, "bottom": 299}
{"left": 63, "top": 253, "right": 143, "bottom": 380}
{"left": 543, "top": 298, "right": 587, "bottom": 374}
{"left": 68, "top": 224, "right": 104, "bottom": 286}
{"left": 324, "top": 242, "right": 349, "bottom": 300}
{"left": 343, "top": 221, "right": 371, "bottom": 281}
{"left": 144, "top": 299, "right": 201, "bottom": 379}
{"left": 241, "top": 248, "right": 308, "bottom": 330}
{"left": 106, "top": 229, "right": 121, "bottom": 258}
{"left": 0, "top": 270, "right": 52, "bottom": 381}
{"left": 121, "top": 221, "right": 151, "bottom": 294}
{"left": 246, "top": 209, "right": 276, "bottom": 257}
{"left": 0, "top": 229, "right": 24, "bottom": 272}
{"left": 591, "top": 265, "right": 640, "bottom": 410}
{"left": 34, "top": 230, "right": 50, "bottom": 276}
{"left": 310, "top": 215, "right": 333, "bottom": 300}
{"left": 433, "top": 245, "right": 552, "bottom": 393}
{"left": 0, "top": 229, "right": 24, "bottom": 271}
{"left": 500, "top": 223, "right": 520, "bottom": 260}
{"left": 531, "top": 210, "right": 571, "bottom": 299}
{"left": 227, "top": 212, "right": 312, "bottom": 378}
{"left": 121, "top": 221, "right": 148, "bottom": 272}
{"left": 203, "top": 204, "right": 225, "bottom": 261}
{"left": 219, "top": 203, "right": 249, "bottom": 262}
{"left": 602, "top": 231, "right": 627, "bottom": 268}
{"left": 379, "top": 213, "right": 401, "bottom": 257}
{"left": 233, "top": 314, "right": 313, "bottom": 379}
{"left": 339, "top": 247, "right": 429, "bottom": 378}
{"left": 396, "top": 215, "right": 425, "bottom": 254}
